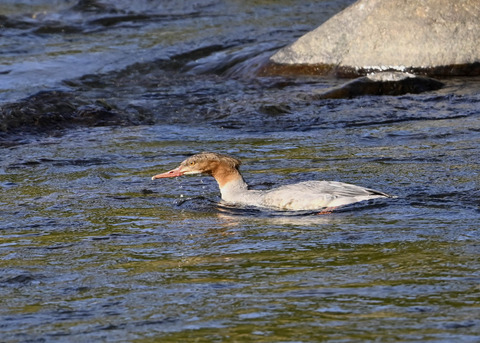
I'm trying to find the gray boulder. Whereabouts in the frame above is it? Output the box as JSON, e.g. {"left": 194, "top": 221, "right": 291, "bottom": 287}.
{"left": 267, "top": 0, "right": 480, "bottom": 77}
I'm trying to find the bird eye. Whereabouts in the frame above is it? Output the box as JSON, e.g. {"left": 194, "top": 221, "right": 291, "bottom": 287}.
{"left": 189, "top": 161, "right": 195, "bottom": 166}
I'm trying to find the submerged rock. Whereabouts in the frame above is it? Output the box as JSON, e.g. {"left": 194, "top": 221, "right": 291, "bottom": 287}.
{"left": 305, "top": 72, "right": 444, "bottom": 99}
{"left": 0, "top": 90, "right": 132, "bottom": 133}
{"left": 266, "top": 0, "right": 480, "bottom": 77}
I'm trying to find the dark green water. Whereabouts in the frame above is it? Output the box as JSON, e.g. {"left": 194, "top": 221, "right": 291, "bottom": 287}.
{"left": 1, "top": 1, "right": 480, "bottom": 342}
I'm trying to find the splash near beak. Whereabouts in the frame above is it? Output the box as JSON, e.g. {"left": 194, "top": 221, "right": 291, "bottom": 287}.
{"left": 151, "top": 167, "right": 184, "bottom": 180}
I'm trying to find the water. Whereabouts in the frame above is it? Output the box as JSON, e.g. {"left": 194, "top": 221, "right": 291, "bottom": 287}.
{"left": 1, "top": 1, "right": 480, "bottom": 342}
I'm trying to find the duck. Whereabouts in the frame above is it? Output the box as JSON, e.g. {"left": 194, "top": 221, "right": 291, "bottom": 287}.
{"left": 151, "top": 152, "right": 393, "bottom": 212}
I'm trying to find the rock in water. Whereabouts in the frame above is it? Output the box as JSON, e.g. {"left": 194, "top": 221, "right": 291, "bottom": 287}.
{"left": 267, "top": 0, "right": 480, "bottom": 77}
{"left": 305, "top": 72, "right": 444, "bottom": 99}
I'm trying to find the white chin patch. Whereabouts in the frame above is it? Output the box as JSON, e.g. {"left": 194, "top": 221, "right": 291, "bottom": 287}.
{"left": 183, "top": 171, "right": 202, "bottom": 175}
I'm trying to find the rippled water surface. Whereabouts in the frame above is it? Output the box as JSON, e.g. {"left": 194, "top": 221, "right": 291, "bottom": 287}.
{"left": 1, "top": 1, "right": 480, "bottom": 342}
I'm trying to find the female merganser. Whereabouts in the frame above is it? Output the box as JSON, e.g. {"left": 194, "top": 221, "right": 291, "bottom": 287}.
{"left": 151, "top": 152, "right": 392, "bottom": 211}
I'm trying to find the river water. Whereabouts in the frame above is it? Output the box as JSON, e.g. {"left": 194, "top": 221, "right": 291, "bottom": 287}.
{"left": 1, "top": 1, "right": 480, "bottom": 342}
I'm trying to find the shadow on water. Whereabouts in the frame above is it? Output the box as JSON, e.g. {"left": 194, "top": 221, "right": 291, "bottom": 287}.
{"left": 1, "top": 0, "right": 480, "bottom": 342}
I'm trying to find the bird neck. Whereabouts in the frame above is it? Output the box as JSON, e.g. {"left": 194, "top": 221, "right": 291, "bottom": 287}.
{"left": 210, "top": 164, "right": 246, "bottom": 189}
{"left": 217, "top": 174, "right": 250, "bottom": 203}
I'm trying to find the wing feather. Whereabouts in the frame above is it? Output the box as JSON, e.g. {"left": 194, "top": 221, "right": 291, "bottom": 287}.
{"left": 261, "top": 181, "right": 389, "bottom": 210}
